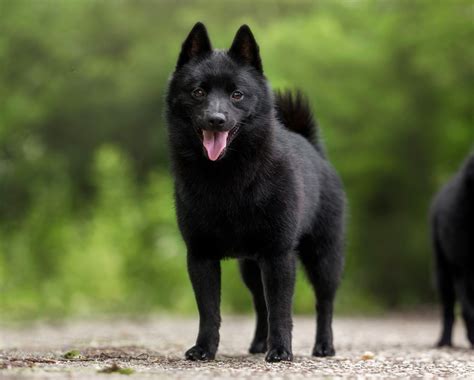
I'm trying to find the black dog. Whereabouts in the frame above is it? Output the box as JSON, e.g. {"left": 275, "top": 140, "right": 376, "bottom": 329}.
{"left": 431, "top": 153, "right": 474, "bottom": 347}
{"left": 166, "top": 22, "right": 346, "bottom": 362}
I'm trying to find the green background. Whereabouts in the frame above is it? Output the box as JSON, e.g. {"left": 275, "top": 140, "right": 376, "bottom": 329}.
{"left": 0, "top": 0, "right": 472, "bottom": 319}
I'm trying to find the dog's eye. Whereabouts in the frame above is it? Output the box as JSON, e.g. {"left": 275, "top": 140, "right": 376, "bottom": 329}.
{"left": 231, "top": 90, "right": 244, "bottom": 101}
{"left": 192, "top": 87, "right": 206, "bottom": 98}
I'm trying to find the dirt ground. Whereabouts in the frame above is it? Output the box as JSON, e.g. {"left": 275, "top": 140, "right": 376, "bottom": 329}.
{"left": 1, "top": 314, "right": 473, "bottom": 379}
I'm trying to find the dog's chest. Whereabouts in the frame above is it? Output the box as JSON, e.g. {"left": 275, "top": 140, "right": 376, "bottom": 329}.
{"left": 178, "top": 187, "right": 279, "bottom": 254}
{"left": 194, "top": 191, "right": 268, "bottom": 230}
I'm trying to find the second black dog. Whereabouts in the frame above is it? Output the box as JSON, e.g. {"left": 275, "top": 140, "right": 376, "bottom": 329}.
{"left": 431, "top": 152, "right": 474, "bottom": 347}
{"left": 166, "top": 23, "right": 346, "bottom": 362}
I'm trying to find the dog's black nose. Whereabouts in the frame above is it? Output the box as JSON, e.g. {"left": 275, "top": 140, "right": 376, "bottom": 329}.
{"left": 208, "top": 113, "right": 226, "bottom": 128}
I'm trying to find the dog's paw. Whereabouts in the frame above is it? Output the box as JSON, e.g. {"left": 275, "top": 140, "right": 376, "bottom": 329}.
{"left": 312, "top": 342, "right": 335, "bottom": 357}
{"left": 185, "top": 345, "right": 215, "bottom": 361}
{"left": 249, "top": 339, "right": 267, "bottom": 354}
{"left": 265, "top": 347, "right": 293, "bottom": 362}
{"left": 436, "top": 339, "right": 453, "bottom": 348}
{"left": 467, "top": 328, "right": 474, "bottom": 347}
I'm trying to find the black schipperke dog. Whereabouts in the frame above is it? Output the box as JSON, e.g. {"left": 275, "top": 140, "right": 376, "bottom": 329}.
{"left": 431, "top": 153, "right": 474, "bottom": 348}
{"left": 166, "top": 22, "right": 345, "bottom": 362}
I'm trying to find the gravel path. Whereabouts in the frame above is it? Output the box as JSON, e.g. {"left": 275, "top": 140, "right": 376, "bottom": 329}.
{"left": 1, "top": 315, "right": 473, "bottom": 379}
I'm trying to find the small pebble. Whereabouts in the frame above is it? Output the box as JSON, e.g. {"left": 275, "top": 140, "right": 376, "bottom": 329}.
{"left": 361, "top": 351, "right": 375, "bottom": 360}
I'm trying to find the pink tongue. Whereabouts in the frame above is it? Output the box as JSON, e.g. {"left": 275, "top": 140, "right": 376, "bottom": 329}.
{"left": 202, "top": 130, "right": 229, "bottom": 161}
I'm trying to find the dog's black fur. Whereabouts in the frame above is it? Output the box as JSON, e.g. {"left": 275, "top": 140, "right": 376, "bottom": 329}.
{"left": 166, "top": 22, "right": 346, "bottom": 362}
{"left": 431, "top": 153, "right": 474, "bottom": 348}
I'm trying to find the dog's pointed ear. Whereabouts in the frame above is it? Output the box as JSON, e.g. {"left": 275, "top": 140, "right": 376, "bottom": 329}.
{"left": 228, "top": 25, "right": 262, "bottom": 73}
{"left": 177, "top": 22, "right": 212, "bottom": 69}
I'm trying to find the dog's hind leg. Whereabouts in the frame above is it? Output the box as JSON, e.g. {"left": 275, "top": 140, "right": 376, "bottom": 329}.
{"left": 239, "top": 259, "right": 268, "bottom": 354}
{"left": 456, "top": 274, "right": 474, "bottom": 347}
{"left": 298, "top": 212, "right": 344, "bottom": 357}
{"left": 433, "top": 232, "right": 456, "bottom": 347}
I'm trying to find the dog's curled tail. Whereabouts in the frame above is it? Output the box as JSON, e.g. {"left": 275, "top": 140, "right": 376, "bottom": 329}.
{"left": 274, "top": 90, "right": 325, "bottom": 156}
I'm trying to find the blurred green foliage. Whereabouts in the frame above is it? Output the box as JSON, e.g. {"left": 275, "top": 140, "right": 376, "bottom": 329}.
{"left": 0, "top": 0, "right": 472, "bottom": 319}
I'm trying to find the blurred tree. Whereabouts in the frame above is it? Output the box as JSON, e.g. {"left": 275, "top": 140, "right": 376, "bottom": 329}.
{"left": 0, "top": 0, "right": 472, "bottom": 318}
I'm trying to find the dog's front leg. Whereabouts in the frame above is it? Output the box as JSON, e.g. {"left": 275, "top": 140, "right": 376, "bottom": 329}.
{"left": 260, "top": 252, "right": 296, "bottom": 362}
{"left": 185, "top": 254, "right": 221, "bottom": 360}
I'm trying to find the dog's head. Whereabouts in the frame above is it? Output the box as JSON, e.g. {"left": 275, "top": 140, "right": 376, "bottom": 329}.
{"left": 166, "top": 23, "right": 272, "bottom": 162}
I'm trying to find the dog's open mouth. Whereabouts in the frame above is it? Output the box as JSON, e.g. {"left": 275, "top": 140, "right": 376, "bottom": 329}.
{"left": 198, "top": 126, "right": 239, "bottom": 161}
